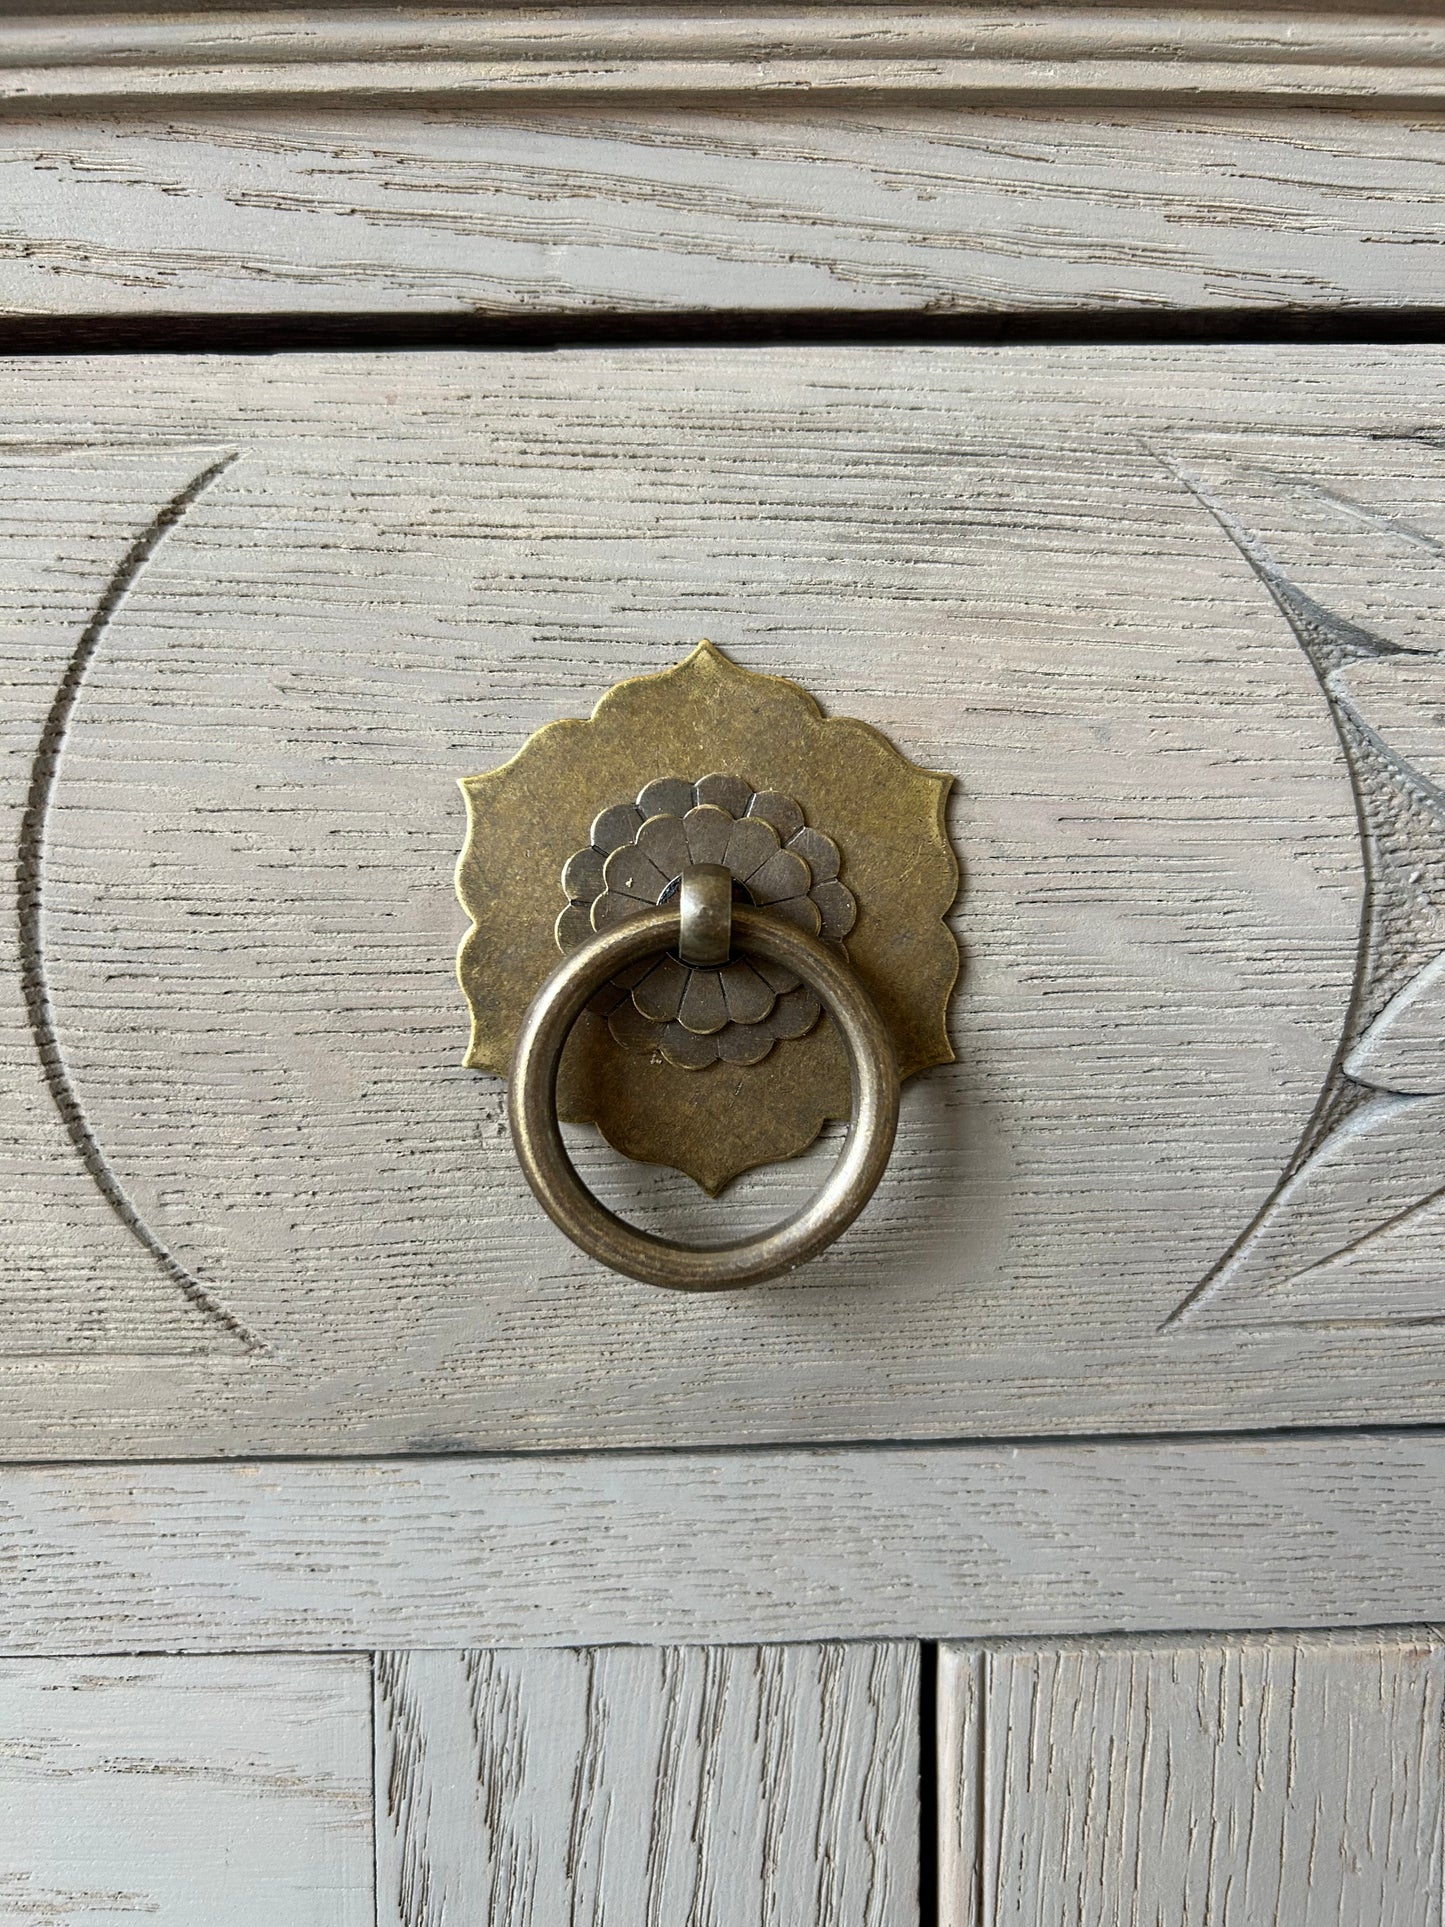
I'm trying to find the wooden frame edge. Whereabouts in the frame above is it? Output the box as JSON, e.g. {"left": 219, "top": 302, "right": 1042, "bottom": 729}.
{"left": 3, "top": 6, "right": 1444, "bottom": 108}
{"left": 1, "top": 1428, "right": 1441, "bottom": 1651}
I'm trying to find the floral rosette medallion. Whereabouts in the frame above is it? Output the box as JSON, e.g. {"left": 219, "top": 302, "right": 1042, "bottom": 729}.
{"left": 457, "top": 642, "right": 959, "bottom": 1193}
{"left": 558, "top": 773, "right": 856, "bottom": 1071}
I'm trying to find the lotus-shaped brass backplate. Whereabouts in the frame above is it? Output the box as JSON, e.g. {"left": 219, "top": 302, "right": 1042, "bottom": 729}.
{"left": 457, "top": 642, "right": 959, "bottom": 1193}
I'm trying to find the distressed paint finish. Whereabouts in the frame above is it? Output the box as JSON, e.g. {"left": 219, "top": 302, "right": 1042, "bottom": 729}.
{"left": 939, "top": 1633, "right": 1445, "bottom": 1926}
{"left": 0, "top": 1655, "right": 374, "bottom": 1925}
{"left": 6, "top": 351, "right": 1445, "bottom": 1450}
{"left": 0, "top": 10, "right": 1437, "bottom": 1916}
{"left": 6, "top": 9, "right": 1445, "bottom": 107}
{"left": 0, "top": 1434, "right": 1443, "bottom": 1653}
{"left": 375, "top": 1644, "right": 919, "bottom": 1926}
{"left": 5, "top": 106, "right": 1445, "bottom": 320}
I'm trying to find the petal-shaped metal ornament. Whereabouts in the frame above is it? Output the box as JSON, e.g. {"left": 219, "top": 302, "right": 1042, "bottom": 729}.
{"left": 747, "top": 848, "right": 811, "bottom": 906}
{"left": 632, "top": 955, "right": 689, "bottom": 1023}
{"left": 661, "top": 1021, "right": 719, "bottom": 1070}
{"left": 591, "top": 888, "right": 651, "bottom": 931}
{"left": 602, "top": 844, "right": 668, "bottom": 902}
{"left": 771, "top": 985, "right": 823, "bottom": 1040}
{"left": 765, "top": 894, "right": 823, "bottom": 938}
{"left": 591, "top": 802, "right": 644, "bottom": 852}
{"left": 555, "top": 901, "right": 593, "bottom": 951}
{"left": 720, "top": 959, "right": 776, "bottom": 1026}
{"left": 562, "top": 846, "right": 607, "bottom": 901}
{"left": 682, "top": 803, "right": 733, "bottom": 867}
{"left": 635, "top": 812, "right": 692, "bottom": 880}
{"left": 695, "top": 771, "right": 753, "bottom": 816}
{"left": 678, "top": 968, "right": 728, "bottom": 1036}
{"left": 607, "top": 996, "right": 660, "bottom": 1055}
{"left": 748, "top": 790, "right": 805, "bottom": 842}
{"left": 637, "top": 775, "right": 695, "bottom": 818}
{"left": 788, "top": 825, "right": 839, "bottom": 883}
{"left": 812, "top": 879, "right": 857, "bottom": 941}
{"left": 752, "top": 954, "right": 800, "bottom": 996}
{"left": 722, "top": 815, "right": 779, "bottom": 882}
{"left": 457, "top": 640, "right": 959, "bottom": 1193}
{"left": 717, "top": 1023, "right": 776, "bottom": 1067}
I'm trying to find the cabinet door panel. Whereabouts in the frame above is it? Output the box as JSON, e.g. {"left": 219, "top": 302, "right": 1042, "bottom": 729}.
{"left": 939, "top": 1632, "right": 1445, "bottom": 1927}
{"left": 0, "top": 1656, "right": 374, "bottom": 1926}
{"left": 376, "top": 1642, "right": 919, "bottom": 1927}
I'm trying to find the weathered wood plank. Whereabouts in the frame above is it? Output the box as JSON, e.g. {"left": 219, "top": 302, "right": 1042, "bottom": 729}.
{"left": 375, "top": 1644, "right": 919, "bottom": 1926}
{"left": 2, "top": 350, "right": 1445, "bottom": 1451}
{"left": 940, "top": 1632, "right": 1445, "bottom": 1926}
{"left": 3, "top": 105, "right": 1444, "bottom": 318}
{"left": 0, "top": 1655, "right": 374, "bottom": 1925}
{"left": 1, "top": 1432, "right": 1445, "bottom": 1652}
{"left": 6, "top": 8, "right": 1445, "bottom": 107}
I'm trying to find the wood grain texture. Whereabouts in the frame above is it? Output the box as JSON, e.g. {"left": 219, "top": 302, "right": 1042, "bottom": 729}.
{"left": 7, "top": 7, "right": 1445, "bottom": 106}
{"left": 0, "top": 1655, "right": 374, "bottom": 1924}
{"left": 5, "top": 348, "right": 1445, "bottom": 1451}
{"left": 4, "top": 103, "right": 1445, "bottom": 317}
{"left": 939, "top": 1632, "right": 1445, "bottom": 1926}
{"left": 3, "top": 1431, "right": 1445, "bottom": 1652}
{"left": 0, "top": 445, "right": 251, "bottom": 1357}
{"left": 375, "top": 1643, "right": 918, "bottom": 1926}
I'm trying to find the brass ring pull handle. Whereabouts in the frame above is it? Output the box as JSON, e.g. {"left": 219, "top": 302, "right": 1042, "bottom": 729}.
{"left": 508, "top": 869, "right": 900, "bottom": 1290}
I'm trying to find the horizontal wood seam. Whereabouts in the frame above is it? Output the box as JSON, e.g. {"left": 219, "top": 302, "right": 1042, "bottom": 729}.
{"left": 3, "top": 309, "right": 1445, "bottom": 357}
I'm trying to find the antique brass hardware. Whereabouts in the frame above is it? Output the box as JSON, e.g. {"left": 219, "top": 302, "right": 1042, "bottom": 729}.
{"left": 509, "top": 887, "right": 900, "bottom": 1290}
{"left": 676, "top": 863, "right": 734, "bottom": 969}
{"left": 456, "top": 642, "right": 960, "bottom": 1286}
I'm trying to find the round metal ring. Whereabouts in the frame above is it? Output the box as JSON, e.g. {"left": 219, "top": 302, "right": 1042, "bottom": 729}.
{"left": 508, "top": 904, "right": 900, "bottom": 1290}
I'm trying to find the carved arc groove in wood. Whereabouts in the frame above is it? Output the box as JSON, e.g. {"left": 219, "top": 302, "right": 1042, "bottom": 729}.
{"left": 1163, "top": 455, "right": 1445, "bottom": 1330}
{"left": 15, "top": 450, "right": 258, "bottom": 1354}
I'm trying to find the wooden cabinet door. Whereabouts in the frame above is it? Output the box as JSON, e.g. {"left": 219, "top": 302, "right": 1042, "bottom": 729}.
{"left": 938, "top": 1633, "right": 1445, "bottom": 1926}
{"left": 377, "top": 1644, "right": 919, "bottom": 1925}
{"left": 0, "top": 1644, "right": 919, "bottom": 1926}
{"left": 0, "top": 1657, "right": 375, "bottom": 1926}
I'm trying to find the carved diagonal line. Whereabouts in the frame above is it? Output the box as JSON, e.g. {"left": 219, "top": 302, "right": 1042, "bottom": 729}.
{"left": 1159, "top": 453, "right": 1445, "bottom": 1330}
{"left": 15, "top": 451, "right": 261, "bottom": 1355}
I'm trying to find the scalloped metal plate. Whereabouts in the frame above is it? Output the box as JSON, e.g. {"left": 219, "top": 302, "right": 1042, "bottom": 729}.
{"left": 457, "top": 641, "right": 959, "bottom": 1193}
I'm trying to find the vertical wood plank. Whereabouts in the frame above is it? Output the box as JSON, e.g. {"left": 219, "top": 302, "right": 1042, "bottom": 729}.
{"left": 0, "top": 1655, "right": 374, "bottom": 1925}
{"left": 941, "top": 1632, "right": 1445, "bottom": 1927}
{"left": 377, "top": 1642, "right": 919, "bottom": 1926}
{"left": 937, "top": 1646, "right": 983, "bottom": 1927}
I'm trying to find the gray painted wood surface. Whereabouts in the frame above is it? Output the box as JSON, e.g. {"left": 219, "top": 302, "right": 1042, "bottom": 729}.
{"left": 5, "top": 104, "right": 1445, "bottom": 319}
{"left": 0, "top": 1655, "right": 374, "bottom": 1924}
{"left": 8, "top": 7, "right": 1445, "bottom": 107}
{"left": 3, "top": 1431, "right": 1445, "bottom": 1652}
{"left": 4, "top": 8, "right": 1444, "bottom": 318}
{"left": 2, "top": 349, "right": 1445, "bottom": 1452}
{"left": 940, "top": 1632, "right": 1445, "bottom": 1926}
{"left": 376, "top": 1643, "right": 919, "bottom": 1927}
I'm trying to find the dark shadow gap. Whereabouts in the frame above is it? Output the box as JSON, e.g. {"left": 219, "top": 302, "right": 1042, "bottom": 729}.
{"left": 917, "top": 1639, "right": 939, "bottom": 1927}
{"left": 3, "top": 307, "right": 1445, "bottom": 355}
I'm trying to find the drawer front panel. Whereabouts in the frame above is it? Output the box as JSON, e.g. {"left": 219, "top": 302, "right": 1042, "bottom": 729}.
{"left": 1, "top": 347, "right": 1441, "bottom": 1454}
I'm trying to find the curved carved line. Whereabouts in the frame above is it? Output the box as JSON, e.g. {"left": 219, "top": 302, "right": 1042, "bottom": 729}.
{"left": 15, "top": 451, "right": 260, "bottom": 1354}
